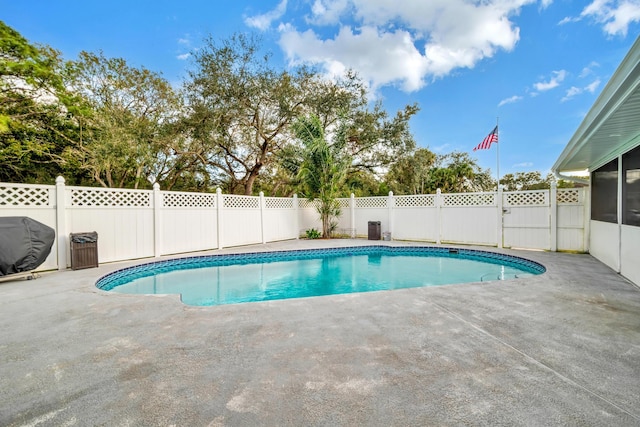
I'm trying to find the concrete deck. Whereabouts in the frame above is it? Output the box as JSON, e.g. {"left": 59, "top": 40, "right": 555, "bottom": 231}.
{"left": 1, "top": 240, "right": 639, "bottom": 426}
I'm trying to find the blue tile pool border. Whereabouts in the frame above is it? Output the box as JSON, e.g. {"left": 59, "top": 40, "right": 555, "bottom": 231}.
{"left": 96, "top": 245, "right": 546, "bottom": 292}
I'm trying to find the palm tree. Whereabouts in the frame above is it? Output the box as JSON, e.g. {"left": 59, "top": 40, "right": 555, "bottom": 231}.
{"left": 294, "top": 115, "right": 350, "bottom": 238}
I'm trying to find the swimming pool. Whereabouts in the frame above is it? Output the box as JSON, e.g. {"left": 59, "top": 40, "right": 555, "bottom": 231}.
{"left": 96, "top": 246, "right": 545, "bottom": 306}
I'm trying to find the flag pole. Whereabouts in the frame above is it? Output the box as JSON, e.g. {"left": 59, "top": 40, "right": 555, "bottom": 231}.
{"left": 496, "top": 116, "right": 500, "bottom": 190}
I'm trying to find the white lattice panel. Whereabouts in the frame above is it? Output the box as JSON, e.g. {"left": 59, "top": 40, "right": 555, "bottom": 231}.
{"left": 70, "top": 188, "right": 151, "bottom": 207}
{"left": 0, "top": 185, "right": 52, "bottom": 206}
{"left": 337, "top": 198, "right": 350, "bottom": 208}
{"left": 223, "top": 195, "right": 259, "bottom": 209}
{"left": 505, "top": 191, "right": 547, "bottom": 206}
{"left": 356, "top": 197, "right": 387, "bottom": 208}
{"left": 394, "top": 195, "right": 435, "bottom": 207}
{"left": 557, "top": 189, "right": 581, "bottom": 204}
{"left": 443, "top": 193, "right": 495, "bottom": 207}
{"left": 265, "top": 197, "right": 293, "bottom": 209}
{"left": 162, "top": 192, "right": 216, "bottom": 208}
{"left": 298, "top": 199, "right": 320, "bottom": 209}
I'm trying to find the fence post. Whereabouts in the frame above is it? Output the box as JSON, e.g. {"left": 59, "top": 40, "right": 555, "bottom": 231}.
{"left": 55, "top": 176, "right": 67, "bottom": 270}
{"left": 260, "top": 191, "right": 266, "bottom": 244}
{"left": 388, "top": 191, "right": 394, "bottom": 239}
{"left": 350, "top": 193, "right": 356, "bottom": 238}
{"left": 153, "top": 183, "right": 162, "bottom": 257}
{"left": 436, "top": 189, "right": 442, "bottom": 244}
{"left": 550, "top": 181, "right": 557, "bottom": 252}
{"left": 497, "top": 187, "right": 504, "bottom": 249}
{"left": 216, "top": 188, "right": 223, "bottom": 250}
{"left": 583, "top": 187, "right": 590, "bottom": 253}
{"left": 293, "top": 194, "right": 299, "bottom": 240}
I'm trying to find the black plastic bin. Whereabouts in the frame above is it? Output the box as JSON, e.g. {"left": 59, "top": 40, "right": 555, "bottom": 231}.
{"left": 70, "top": 232, "right": 98, "bottom": 270}
{"left": 368, "top": 221, "right": 381, "bottom": 240}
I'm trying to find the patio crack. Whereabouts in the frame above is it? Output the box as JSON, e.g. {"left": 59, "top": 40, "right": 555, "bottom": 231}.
{"left": 430, "top": 301, "right": 640, "bottom": 422}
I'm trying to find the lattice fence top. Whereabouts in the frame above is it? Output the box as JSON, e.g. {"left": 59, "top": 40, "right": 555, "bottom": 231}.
{"left": 223, "top": 194, "right": 259, "bottom": 209}
{"left": 504, "top": 191, "right": 547, "bottom": 206}
{"left": 70, "top": 187, "right": 151, "bottom": 207}
{"left": 356, "top": 197, "right": 388, "bottom": 208}
{"left": 163, "top": 191, "right": 216, "bottom": 208}
{"left": 557, "top": 188, "right": 582, "bottom": 204}
{"left": 265, "top": 197, "right": 293, "bottom": 209}
{"left": 443, "top": 192, "right": 495, "bottom": 207}
{"left": 0, "top": 185, "right": 52, "bottom": 207}
{"left": 337, "top": 198, "right": 350, "bottom": 208}
{"left": 298, "top": 199, "right": 320, "bottom": 209}
{"left": 394, "top": 194, "right": 436, "bottom": 207}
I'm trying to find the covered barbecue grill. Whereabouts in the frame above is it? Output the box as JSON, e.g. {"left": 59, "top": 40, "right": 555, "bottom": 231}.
{"left": 0, "top": 217, "right": 55, "bottom": 277}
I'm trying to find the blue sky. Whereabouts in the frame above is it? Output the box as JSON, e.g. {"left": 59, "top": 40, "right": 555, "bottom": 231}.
{"left": 3, "top": 0, "right": 639, "bottom": 178}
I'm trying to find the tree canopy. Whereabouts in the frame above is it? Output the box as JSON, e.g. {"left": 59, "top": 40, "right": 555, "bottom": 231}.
{"left": 2, "top": 22, "right": 530, "bottom": 196}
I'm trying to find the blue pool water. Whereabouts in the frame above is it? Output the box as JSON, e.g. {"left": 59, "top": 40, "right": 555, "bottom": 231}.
{"left": 97, "top": 246, "right": 545, "bottom": 306}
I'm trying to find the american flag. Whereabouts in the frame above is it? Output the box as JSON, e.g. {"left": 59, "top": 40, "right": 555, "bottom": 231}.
{"left": 473, "top": 126, "right": 498, "bottom": 151}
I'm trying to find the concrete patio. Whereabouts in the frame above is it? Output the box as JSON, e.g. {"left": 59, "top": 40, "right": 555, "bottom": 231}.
{"left": 1, "top": 240, "right": 639, "bottom": 426}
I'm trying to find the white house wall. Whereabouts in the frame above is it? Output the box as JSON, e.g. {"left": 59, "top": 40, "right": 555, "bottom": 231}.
{"left": 621, "top": 225, "right": 640, "bottom": 285}
{"left": 589, "top": 220, "right": 620, "bottom": 271}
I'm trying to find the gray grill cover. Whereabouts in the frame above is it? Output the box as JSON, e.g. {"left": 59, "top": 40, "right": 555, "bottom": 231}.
{"left": 0, "top": 217, "right": 55, "bottom": 276}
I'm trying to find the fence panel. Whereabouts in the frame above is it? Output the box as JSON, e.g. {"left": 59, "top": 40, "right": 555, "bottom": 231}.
{"left": 298, "top": 199, "right": 322, "bottom": 236}
{"left": 0, "top": 183, "right": 58, "bottom": 270}
{"left": 222, "top": 195, "right": 261, "bottom": 247}
{"left": 503, "top": 190, "right": 550, "bottom": 250}
{"left": 392, "top": 195, "right": 438, "bottom": 241}
{"left": 161, "top": 191, "right": 217, "bottom": 255}
{"left": 264, "top": 197, "right": 297, "bottom": 242}
{"left": 557, "top": 188, "right": 586, "bottom": 251}
{"left": 440, "top": 193, "right": 497, "bottom": 245}
{"left": 66, "top": 186, "right": 154, "bottom": 264}
{"left": 354, "top": 197, "right": 388, "bottom": 238}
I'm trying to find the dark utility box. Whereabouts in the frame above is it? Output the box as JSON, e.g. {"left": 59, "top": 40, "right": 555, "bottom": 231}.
{"left": 368, "top": 221, "right": 381, "bottom": 240}
{"left": 70, "top": 232, "right": 99, "bottom": 270}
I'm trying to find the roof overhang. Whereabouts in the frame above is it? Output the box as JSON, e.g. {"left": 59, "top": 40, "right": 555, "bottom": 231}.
{"left": 553, "top": 36, "right": 640, "bottom": 173}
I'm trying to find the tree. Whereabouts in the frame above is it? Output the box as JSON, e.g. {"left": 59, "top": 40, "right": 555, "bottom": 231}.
{"left": 499, "top": 172, "right": 580, "bottom": 191}
{"left": 386, "top": 150, "right": 493, "bottom": 194}
{"left": 184, "top": 34, "right": 420, "bottom": 195}
{"left": 183, "top": 33, "right": 320, "bottom": 195}
{"left": 0, "top": 21, "right": 81, "bottom": 183}
{"left": 342, "top": 101, "right": 419, "bottom": 175}
{"left": 386, "top": 148, "right": 436, "bottom": 194}
{"left": 65, "top": 51, "right": 182, "bottom": 188}
{"left": 429, "top": 151, "right": 494, "bottom": 192}
{"left": 294, "top": 115, "right": 350, "bottom": 238}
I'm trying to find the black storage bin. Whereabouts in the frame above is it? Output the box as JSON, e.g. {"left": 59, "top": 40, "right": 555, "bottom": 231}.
{"left": 70, "top": 232, "right": 98, "bottom": 270}
{"left": 368, "top": 221, "right": 381, "bottom": 240}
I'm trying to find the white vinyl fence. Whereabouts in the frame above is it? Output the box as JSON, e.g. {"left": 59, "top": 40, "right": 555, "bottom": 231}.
{"left": 0, "top": 177, "right": 587, "bottom": 271}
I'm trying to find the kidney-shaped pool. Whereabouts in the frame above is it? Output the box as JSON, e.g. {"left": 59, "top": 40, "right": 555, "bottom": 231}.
{"left": 96, "top": 246, "right": 546, "bottom": 306}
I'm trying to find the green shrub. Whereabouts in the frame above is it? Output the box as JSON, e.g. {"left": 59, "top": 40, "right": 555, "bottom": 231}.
{"left": 305, "top": 228, "right": 321, "bottom": 239}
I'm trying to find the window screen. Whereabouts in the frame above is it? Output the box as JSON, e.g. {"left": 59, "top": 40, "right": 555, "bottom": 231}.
{"left": 623, "top": 145, "right": 640, "bottom": 226}
{"left": 591, "top": 159, "right": 618, "bottom": 223}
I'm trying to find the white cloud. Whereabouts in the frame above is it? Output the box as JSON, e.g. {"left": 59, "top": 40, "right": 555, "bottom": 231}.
{"left": 245, "top": 0, "right": 288, "bottom": 31}
{"left": 513, "top": 162, "right": 534, "bottom": 168}
{"left": 561, "top": 79, "right": 601, "bottom": 102}
{"left": 308, "top": 0, "right": 351, "bottom": 25}
{"left": 275, "top": 0, "right": 540, "bottom": 92}
{"left": 562, "top": 0, "right": 640, "bottom": 36}
{"left": 498, "top": 95, "right": 523, "bottom": 106}
{"left": 432, "top": 143, "right": 451, "bottom": 153}
{"left": 176, "top": 53, "right": 190, "bottom": 60}
{"left": 579, "top": 61, "right": 600, "bottom": 77}
{"left": 533, "top": 70, "right": 567, "bottom": 91}
{"left": 585, "top": 78, "right": 601, "bottom": 92}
